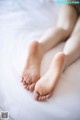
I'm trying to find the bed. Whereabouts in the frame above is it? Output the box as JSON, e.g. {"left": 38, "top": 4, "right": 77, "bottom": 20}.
{"left": 0, "top": 0, "right": 80, "bottom": 120}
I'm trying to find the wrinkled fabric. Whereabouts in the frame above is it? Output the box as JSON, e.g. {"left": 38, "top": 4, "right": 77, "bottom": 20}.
{"left": 0, "top": 1, "right": 80, "bottom": 120}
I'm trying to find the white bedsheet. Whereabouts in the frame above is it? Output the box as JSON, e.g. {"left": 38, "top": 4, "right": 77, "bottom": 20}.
{"left": 0, "top": 0, "right": 80, "bottom": 120}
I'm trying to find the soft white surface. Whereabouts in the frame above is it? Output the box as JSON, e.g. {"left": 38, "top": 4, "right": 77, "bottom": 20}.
{"left": 0, "top": 0, "right": 80, "bottom": 120}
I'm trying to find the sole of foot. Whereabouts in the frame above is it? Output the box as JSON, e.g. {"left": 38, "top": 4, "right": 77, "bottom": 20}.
{"left": 21, "top": 41, "right": 43, "bottom": 92}
{"left": 34, "top": 52, "right": 66, "bottom": 101}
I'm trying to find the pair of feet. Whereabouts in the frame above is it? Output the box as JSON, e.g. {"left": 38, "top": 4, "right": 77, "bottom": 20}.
{"left": 21, "top": 41, "right": 66, "bottom": 101}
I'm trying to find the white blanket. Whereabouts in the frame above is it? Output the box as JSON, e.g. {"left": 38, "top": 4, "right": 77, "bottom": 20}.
{"left": 0, "top": 0, "right": 80, "bottom": 120}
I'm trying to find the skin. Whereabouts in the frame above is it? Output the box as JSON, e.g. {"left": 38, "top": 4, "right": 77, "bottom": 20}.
{"left": 21, "top": 5, "right": 80, "bottom": 101}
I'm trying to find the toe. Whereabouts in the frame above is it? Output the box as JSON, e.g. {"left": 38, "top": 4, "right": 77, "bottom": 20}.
{"left": 38, "top": 93, "right": 52, "bottom": 101}
{"left": 28, "top": 74, "right": 40, "bottom": 91}
{"left": 29, "top": 83, "right": 35, "bottom": 92}
{"left": 43, "top": 96, "right": 46, "bottom": 100}
{"left": 39, "top": 97, "right": 41, "bottom": 101}
{"left": 34, "top": 91, "right": 39, "bottom": 100}
{"left": 23, "top": 75, "right": 29, "bottom": 82}
{"left": 46, "top": 93, "right": 52, "bottom": 99}
{"left": 21, "top": 74, "right": 29, "bottom": 85}
{"left": 24, "top": 82, "right": 28, "bottom": 88}
{"left": 40, "top": 96, "right": 44, "bottom": 101}
{"left": 27, "top": 76, "right": 32, "bottom": 84}
{"left": 26, "top": 85, "right": 29, "bottom": 90}
{"left": 23, "top": 81, "right": 26, "bottom": 85}
{"left": 40, "top": 96, "right": 46, "bottom": 101}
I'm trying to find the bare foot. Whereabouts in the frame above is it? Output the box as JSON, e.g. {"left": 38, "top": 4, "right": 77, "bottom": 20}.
{"left": 34, "top": 52, "right": 66, "bottom": 101}
{"left": 21, "top": 41, "right": 43, "bottom": 92}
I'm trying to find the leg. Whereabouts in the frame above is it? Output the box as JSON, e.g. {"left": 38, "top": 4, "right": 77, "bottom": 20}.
{"left": 34, "top": 9, "right": 79, "bottom": 101}
{"left": 21, "top": 5, "right": 77, "bottom": 92}
{"left": 63, "top": 17, "right": 80, "bottom": 68}
{"left": 40, "top": 5, "right": 78, "bottom": 53}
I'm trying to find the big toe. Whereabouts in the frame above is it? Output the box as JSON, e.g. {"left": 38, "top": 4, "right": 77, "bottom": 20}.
{"left": 34, "top": 91, "right": 40, "bottom": 100}
{"left": 24, "top": 75, "right": 32, "bottom": 84}
{"left": 29, "top": 83, "right": 35, "bottom": 92}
